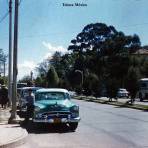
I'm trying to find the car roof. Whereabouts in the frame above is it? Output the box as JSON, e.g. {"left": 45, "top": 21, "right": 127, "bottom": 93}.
{"left": 36, "top": 88, "right": 69, "bottom": 93}
{"left": 18, "top": 87, "right": 42, "bottom": 90}
{"left": 140, "top": 78, "right": 148, "bottom": 81}
{"left": 118, "top": 88, "right": 127, "bottom": 91}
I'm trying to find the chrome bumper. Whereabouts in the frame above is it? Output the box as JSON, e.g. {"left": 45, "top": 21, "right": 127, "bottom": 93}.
{"left": 33, "top": 117, "right": 81, "bottom": 123}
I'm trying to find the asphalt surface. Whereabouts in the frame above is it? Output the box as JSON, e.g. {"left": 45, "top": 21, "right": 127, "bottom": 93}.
{"left": 17, "top": 99, "right": 148, "bottom": 148}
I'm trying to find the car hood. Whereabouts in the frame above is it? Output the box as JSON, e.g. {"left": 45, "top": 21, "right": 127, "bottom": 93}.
{"left": 34, "top": 99, "right": 75, "bottom": 113}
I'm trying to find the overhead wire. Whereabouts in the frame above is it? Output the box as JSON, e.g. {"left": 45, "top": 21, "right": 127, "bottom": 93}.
{"left": 0, "top": 0, "right": 22, "bottom": 25}
{"left": 0, "top": 0, "right": 9, "bottom": 24}
{"left": 0, "top": 11, "right": 9, "bottom": 24}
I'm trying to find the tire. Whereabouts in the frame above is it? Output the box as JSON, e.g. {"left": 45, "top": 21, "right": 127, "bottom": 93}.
{"left": 69, "top": 122, "right": 78, "bottom": 131}
{"left": 17, "top": 110, "right": 26, "bottom": 118}
{"left": 139, "top": 93, "right": 143, "bottom": 102}
{"left": 33, "top": 122, "right": 44, "bottom": 129}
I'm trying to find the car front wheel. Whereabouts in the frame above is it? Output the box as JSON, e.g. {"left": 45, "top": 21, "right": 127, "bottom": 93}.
{"left": 69, "top": 122, "right": 78, "bottom": 131}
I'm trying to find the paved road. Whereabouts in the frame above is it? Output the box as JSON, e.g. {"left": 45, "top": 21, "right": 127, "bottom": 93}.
{"left": 17, "top": 99, "right": 148, "bottom": 148}
{"left": 98, "top": 97, "right": 148, "bottom": 105}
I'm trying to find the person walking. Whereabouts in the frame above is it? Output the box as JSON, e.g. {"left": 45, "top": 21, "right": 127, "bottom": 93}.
{"left": 24, "top": 89, "right": 35, "bottom": 123}
{"left": 0, "top": 85, "right": 8, "bottom": 109}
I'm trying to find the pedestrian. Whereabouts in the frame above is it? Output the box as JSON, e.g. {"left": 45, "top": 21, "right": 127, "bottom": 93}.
{"left": 0, "top": 85, "right": 8, "bottom": 109}
{"left": 0, "top": 85, "right": 2, "bottom": 108}
{"left": 24, "top": 89, "right": 35, "bottom": 123}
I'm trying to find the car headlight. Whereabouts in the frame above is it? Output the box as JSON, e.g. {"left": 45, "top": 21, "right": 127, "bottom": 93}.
{"left": 70, "top": 105, "right": 79, "bottom": 118}
{"left": 70, "top": 105, "right": 79, "bottom": 112}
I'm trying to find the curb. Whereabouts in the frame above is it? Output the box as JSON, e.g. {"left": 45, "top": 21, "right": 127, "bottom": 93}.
{"left": 0, "top": 128, "right": 28, "bottom": 148}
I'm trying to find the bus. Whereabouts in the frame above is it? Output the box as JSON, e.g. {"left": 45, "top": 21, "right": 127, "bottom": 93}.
{"left": 137, "top": 78, "right": 148, "bottom": 101}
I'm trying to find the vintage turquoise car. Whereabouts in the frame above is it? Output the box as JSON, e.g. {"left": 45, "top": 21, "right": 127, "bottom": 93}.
{"left": 33, "top": 88, "right": 80, "bottom": 131}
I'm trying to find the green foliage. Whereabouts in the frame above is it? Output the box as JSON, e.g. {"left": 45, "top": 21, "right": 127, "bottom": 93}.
{"left": 0, "top": 76, "right": 5, "bottom": 85}
{"left": 106, "top": 78, "right": 120, "bottom": 98}
{"left": 36, "top": 59, "right": 50, "bottom": 77}
{"left": 0, "top": 49, "right": 7, "bottom": 62}
{"left": 50, "top": 52, "right": 63, "bottom": 77}
{"left": 19, "top": 75, "right": 31, "bottom": 83}
{"left": 19, "top": 75, "right": 34, "bottom": 87}
{"left": 140, "top": 59, "right": 148, "bottom": 77}
{"left": 46, "top": 66, "right": 59, "bottom": 88}
{"left": 35, "top": 76, "right": 47, "bottom": 87}
{"left": 125, "top": 66, "right": 140, "bottom": 98}
{"left": 35, "top": 22, "right": 146, "bottom": 98}
{"left": 83, "top": 73, "right": 99, "bottom": 96}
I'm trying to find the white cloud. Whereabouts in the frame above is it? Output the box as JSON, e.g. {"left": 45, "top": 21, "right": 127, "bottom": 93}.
{"left": 17, "top": 42, "right": 67, "bottom": 80}
{"left": 42, "top": 41, "right": 67, "bottom": 59}
{"left": 18, "top": 61, "right": 37, "bottom": 80}
{"left": 43, "top": 52, "right": 52, "bottom": 60}
{"left": 18, "top": 61, "right": 36, "bottom": 69}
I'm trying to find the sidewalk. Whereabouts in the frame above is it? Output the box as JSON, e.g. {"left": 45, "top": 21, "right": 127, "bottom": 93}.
{"left": 0, "top": 107, "right": 28, "bottom": 148}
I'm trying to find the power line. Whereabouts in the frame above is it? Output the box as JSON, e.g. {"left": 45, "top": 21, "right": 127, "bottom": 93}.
{"left": 0, "top": 0, "right": 22, "bottom": 25}
{"left": 0, "top": 11, "right": 9, "bottom": 24}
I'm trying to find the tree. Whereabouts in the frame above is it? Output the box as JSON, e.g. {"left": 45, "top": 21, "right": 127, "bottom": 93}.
{"left": 125, "top": 66, "right": 140, "bottom": 103}
{"left": 68, "top": 23, "right": 141, "bottom": 91}
{"left": 0, "top": 49, "right": 7, "bottom": 61}
{"left": 46, "top": 66, "right": 59, "bottom": 88}
{"left": 34, "top": 76, "right": 46, "bottom": 87}
{"left": 36, "top": 59, "right": 50, "bottom": 77}
{"left": 68, "top": 23, "right": 140, "bottom": 56}
{"left": 50, "top": 51, "right": 63, "bottom": 77}
{"left": 140, "top": 59, "right": 148, "bottom": 77}
{"left": 19, "top": 75, "right": 34, "bottom": 86}
{"left": 0, "top": 49, "right": 7, "bottom": 77}
{"left": 0, "top": 76, "right": 5, "bottom": 85}
{"left": 106, "top": 78, "right": 120, "bottom": 99}
{"left": 83, "top": 73, "right": 99, "bottom": 96}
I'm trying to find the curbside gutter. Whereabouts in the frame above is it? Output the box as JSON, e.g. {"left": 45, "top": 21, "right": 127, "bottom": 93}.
{"left": 0, "top": 127, "right": 28, "bottom": 148}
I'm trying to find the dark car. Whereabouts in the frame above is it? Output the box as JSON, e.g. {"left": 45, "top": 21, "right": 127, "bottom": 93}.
{"left": 17, "top": 87, "right": 42, "bottom": 117}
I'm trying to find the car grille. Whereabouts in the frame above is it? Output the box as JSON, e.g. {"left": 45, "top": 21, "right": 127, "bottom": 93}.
{"left": 40, "top": 111, "right": 71, "bottom": 118}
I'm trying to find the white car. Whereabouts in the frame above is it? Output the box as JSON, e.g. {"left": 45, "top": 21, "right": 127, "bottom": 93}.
{"left": 116, "top": 88, "right": 129, "bottom": 98}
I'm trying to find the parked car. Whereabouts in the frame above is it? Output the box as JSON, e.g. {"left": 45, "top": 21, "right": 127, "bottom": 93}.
{"left": 17, "top": 83, "right": 27, "bottom": 88}
{"left": 69, "top": 91, "right": 77, "bottom": 97}
{"left": 116, "top": 88, "right": 129, "bottom": 98}
{"left": 33, "top": 88, "right": 80, "bottom": 131}
{"left": 17, "top": 87, "right": 42, "bottom": 117}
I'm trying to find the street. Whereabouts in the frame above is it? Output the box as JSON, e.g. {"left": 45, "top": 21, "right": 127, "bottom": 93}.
{"left": 18, "top": 99, "right": 148, "bottom": 148}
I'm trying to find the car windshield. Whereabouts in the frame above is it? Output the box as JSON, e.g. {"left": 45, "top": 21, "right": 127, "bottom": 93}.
{"left": 35, "top": 92, "right": 69, "bottom": 101}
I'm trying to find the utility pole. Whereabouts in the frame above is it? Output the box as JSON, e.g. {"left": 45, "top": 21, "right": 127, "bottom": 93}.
{"left": 3, "top": 60, "right": 5, "bottom": 77}
{"left": 30, "top": 71, "right": 33, "bottom": 81}
{"left": 8, "top": 0, "right": 13, "bottom": 106}
{"left": 9, "top": 0, "right": 19, "bottom": 123}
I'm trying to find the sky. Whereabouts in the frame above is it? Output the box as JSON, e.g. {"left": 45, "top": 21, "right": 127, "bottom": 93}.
{"left": 1, "top": 0, "right": 148, "bottom": 80}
